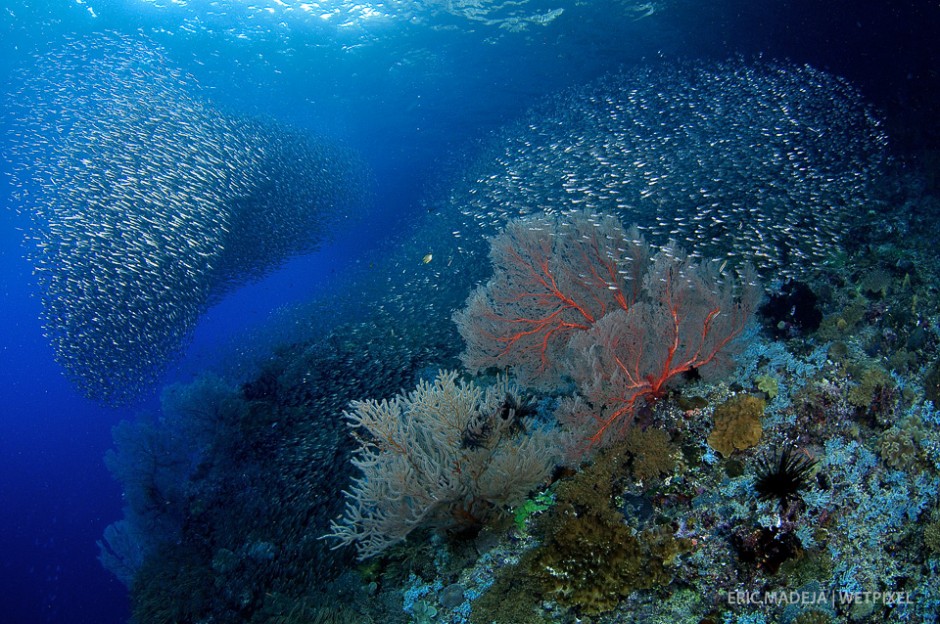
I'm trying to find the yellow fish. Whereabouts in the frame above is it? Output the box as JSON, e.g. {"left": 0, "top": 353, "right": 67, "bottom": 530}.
{"left": 422, "top": 253, "right": 433, "bottom": 264}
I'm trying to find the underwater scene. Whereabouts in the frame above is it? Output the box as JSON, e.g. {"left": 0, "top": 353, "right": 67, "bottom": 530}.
{"left": 1, "top": 1, "right": 939, "bottom": 623}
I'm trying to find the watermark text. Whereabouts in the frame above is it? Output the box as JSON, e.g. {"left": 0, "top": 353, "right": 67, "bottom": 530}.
{"left": 725, "top": 590, "right": 912, "bottom": 607}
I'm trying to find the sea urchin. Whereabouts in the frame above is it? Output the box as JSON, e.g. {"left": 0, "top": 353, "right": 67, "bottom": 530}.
{"left": 754, "top": 447, "right": 818, "bottom": 508}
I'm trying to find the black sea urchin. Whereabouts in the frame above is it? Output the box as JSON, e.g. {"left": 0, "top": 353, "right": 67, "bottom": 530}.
{"left": 754, "top": 447, "right": 818, "bottom": 508}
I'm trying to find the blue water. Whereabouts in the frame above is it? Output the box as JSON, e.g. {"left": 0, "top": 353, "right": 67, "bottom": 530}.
{"left": 1, "top": 0, "right": 937, "bottom": 622}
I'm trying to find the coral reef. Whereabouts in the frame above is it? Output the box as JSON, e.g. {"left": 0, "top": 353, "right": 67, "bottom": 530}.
{"left": 707, "top": 395, "right": 766, "bottom": 457}
{"left": 470, "top": 439, "right": 691, "bottom": 617}
{"left": 924, "top": 361, "right": 940, "bottom": 405}
{"left": 456, "top": 210, "right": 760, "bottom": 453}
{"left": 755, "top": 375, "right": 779, "bottom": 400}
{"left": 100, "top": 312, "right": 462, "bottom": 623}
{"left": 324, "top": 371, "right": 560, "bottom": 560}
{"left": 753, "top": 447, "right": 818, "bottom": 509}
{"left": 759, "top": 280, "right": 823, "bottom": 339}
{"left": 622, "top": 426, "right": 679, "bottom": 481}
{"left": 96, "top": 57, "right": 940, "bottom": 624}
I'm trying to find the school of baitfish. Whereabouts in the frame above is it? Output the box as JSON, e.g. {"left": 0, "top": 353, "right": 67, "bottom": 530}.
{"left": 4, "top": 33, "right": 889, "bottom": 407}
{"left": 450, "top": 60, "right": 890, "bottom": 275}
{"left": 5, "top": 33, "right": 369, "bottom": 405}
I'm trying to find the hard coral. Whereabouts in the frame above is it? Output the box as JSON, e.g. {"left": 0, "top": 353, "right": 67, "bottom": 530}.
{"left": 469, "top": 567, "right": 547, "bottom": 624}
{"left": 707, "top": 394, "right": 765, "bottom": 457}
{"left": 622, "top": 426, "right": 678, "bottom": 481}
{"left": 879, "top": 421, "right": 924, "bottom": 472}
{"left": 846, "top": 363, "right": 895, "bottom": 409}
{"left": 530, "top": 442, "right": 690, "bottom": 615}
{"left": 471, "top": 437, "right": 692, "bottom": 618}
{"left": 791, "top": 607, "right": 834, "bottom": 624}
{"left": 534, "top": 513, "right": 689, "bottom": 615}
{"left": 924, "top": 518, "right": 940, "bottom": 555}
{"left": 536, "top": 509, "right": 648, "bottom": 613}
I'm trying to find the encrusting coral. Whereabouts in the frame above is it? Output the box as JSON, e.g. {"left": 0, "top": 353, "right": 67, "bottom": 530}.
{"left": 470, "top": 437, "right": 690, "bottom": 618}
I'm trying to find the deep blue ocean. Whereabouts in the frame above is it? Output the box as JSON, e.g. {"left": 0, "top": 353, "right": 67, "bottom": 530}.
{"left": 1, "top": 1, "right": 938, "bottom": 623}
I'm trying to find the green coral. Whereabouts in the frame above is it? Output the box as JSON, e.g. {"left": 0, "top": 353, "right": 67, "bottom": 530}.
{"left": 513, "top": 490, "right": 555, "bottom": 531}
{"left": 755, "top": 375, "right": 779, "bottom": 400}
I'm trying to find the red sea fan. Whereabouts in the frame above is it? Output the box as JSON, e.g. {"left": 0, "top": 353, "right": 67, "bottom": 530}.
{"left": 456, "top": 210, "right": 761, "bottom": 455}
